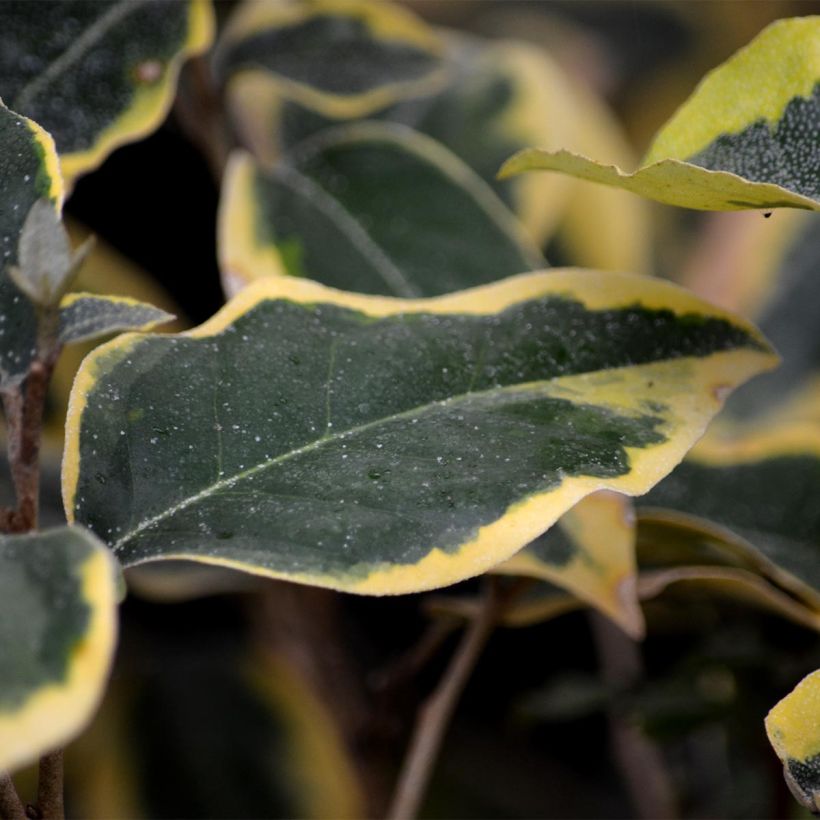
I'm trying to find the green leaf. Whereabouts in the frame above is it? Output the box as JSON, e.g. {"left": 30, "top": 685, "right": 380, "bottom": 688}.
{"left": 225, "top": 28, "right": 651, "bottom": 273}
{"left": 0, "top": 0, "right": 214, "bottom": 186}
{"left": 0, "top": 101, "right": 63, "bottom": 388}
{"left": 766, "top": 669, "right": 820, "bottom": 813}
{"left": 59, "top": 292, "right": 175, "bottom": 346}
{"left": 63, "top": 271, "right": 775, "bottom": 595}
{"left": 218, "top": 122, "right": 544, "bottom": 296}
{"left": 0, "top": 526, "right": 118, "bottom": 772}
{"left": 214, "top": 0, "right": 447, "bottom": 121}
{"left": 640, "top": 422, "right": 820, "bottom": 607}
{"left": 500, "top": 17, "right": 820, "bottom": 212}
{"left": 495, "top": 491, "right": 644, "bottom": 638}
{"left": 9, "top": 199, "right": 74, "bottom": 306}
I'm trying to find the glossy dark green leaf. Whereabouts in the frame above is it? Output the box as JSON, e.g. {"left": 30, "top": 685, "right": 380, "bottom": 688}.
{"left": 218, "top": 122, "right": 544, "bottom": 296}
{"left": 64, "top": 271, "right": 774, "bottom": 595}
{"left": 0, "top": 526, "right": 118, "bottom": 772}
{"left": 0, "top": 101, "right": 63, "bottom": 388}
{"left": 0, "top": 0, "right": 214, "bottom": 185}
{"left": 59, "top": 292, "right": 174, "bottom": 346}
{"left": 501, "top": 17, "right": 820, "bottom": 212}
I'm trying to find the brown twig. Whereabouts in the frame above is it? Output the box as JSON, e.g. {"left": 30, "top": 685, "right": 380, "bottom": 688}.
{"left": 0, "top": 772, "right": 26, "bottom": 820}
{"left": 385, "top": 580, "right": 502, "bottom": 820}
{"left": 35, "top": 752, "right": 63, "bottom": 820}
{"left": 589, "top": 611, "right": 678, "bottom": 820}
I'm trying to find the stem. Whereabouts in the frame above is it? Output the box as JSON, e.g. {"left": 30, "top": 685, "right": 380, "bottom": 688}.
{"left": 2, "top": 359, "right": 52, "bottom": 534}
{"left": 1, "top": 326, "right": 62, "bottom": 818}
{"left": 0, "top": 772, "right": 26, "bottom": 820}
{"left": 35, "top": 752, "right": 63, "bottom": 820}
{"left": 386, "top": 581, "right": 501, "bottom": 820}
{"left": 589, "top": 611, "right": 678, "bottom": 820}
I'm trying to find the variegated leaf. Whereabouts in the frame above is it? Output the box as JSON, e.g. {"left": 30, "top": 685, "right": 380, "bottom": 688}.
{"left": 495, "top": 492, "right": 644, "bottom": 638}
{"left": 63, "top": 270, "right": 774, "bottom": 595}
{"left": 0, "top": 0, "right": 214, "bottom": 185}
{"left": 218, "top": 123, "right": 544, "bottom": 296}
{"left": 500, "top": 17, "right": 820, "bottom": 212}
{"left": 0, "top": 102, "right": 63, "bottom": 388}
{"left": 0, "top": 526, "right": 119, "bottom": 773}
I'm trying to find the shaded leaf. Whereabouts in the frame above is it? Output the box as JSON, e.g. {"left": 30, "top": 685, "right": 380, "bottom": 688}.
{"left": 766, "top": 669, "right": 820, "bottom": 813}
{"left": 58, "top": 292, "right": 174, "bottom": 346}
{"left": 64, "top": 270, "right": 774, "bottom": 595}
{"left": 500, "top": 17, "right": 820, "bottom": 212}
{"left": 0, "top": 101, "right": 63, "bottom": 388}
{"left": 0, "top": 0, "right": 214, "bottom": 185}
{"left": 218, "top": 122, "right": 544, "bottom": 296}
{"left": 0, "top": 526, "right": 118, "bottom": 772}
{"left": 637, "top": 566, "right": 820, "bottom": 633}
{"left": 640, "top": 422, "right": 820, "bottom": 606}
{"left": 214, "top": 0, "right": 446, "bottom": 120}
{"left": 496, "top": 491, "right": 644, "bottom": 637}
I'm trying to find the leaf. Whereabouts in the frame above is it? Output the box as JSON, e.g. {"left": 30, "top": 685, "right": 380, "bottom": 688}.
{"left": 225, "top": 28, "right": 650, "bottom": 272}
{"left": 58, "top": 292, "right": 174, "bottom": 346}
{"left": 218, "top": 122, "right": 544, "bottom": 297}
{"left": 9, "top": 199, "right": 74, "bottom": 306}
{"left": 0, "top": 101, "right": 63, "bottom": 389}
{"left": 63, "top": 270, "right": 775, "bottom": 595}
{"left": 500, "top": 17, "right": 820, "bottom": 212}
{"left": 0, "top": 526, "right": 119, "bottom": 773}
{"left": 0, "top": 0, "right": 214, "bottom": 186}
{"left": 495, "top": 491, "right": 644, "bottom": 638}
{"left": 214, "top": 0, "right": 447, "bottom": 120}
{"left": 766, "top": 669, "right": 820, "bottom": 813}
{"left": 640, "top": 422, "right": 820, "bottom": 607}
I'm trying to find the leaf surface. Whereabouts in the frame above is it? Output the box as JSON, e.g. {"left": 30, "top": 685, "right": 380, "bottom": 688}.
{"left": 496, "top": 491, "right": 644, "bottom": 637}
{"left": 0, "top": 526, "right": 118, "bottom": 772}
{"left": 218, "top": 123, "right": 544, "bottom": 296}
{"left": 59, "top": 292, "right": 174, "bottom": 346}
{"left": 0, "top": 102, "right": 63, "bottom": 388}
{"left": 0, "top": 0, "right": 214, "bottom": 185}
{"left": 500, "top": 17, "right": 820, "bottom": 212}
{"left": 64, "top": 271, "right": 774, "bottom": 594}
